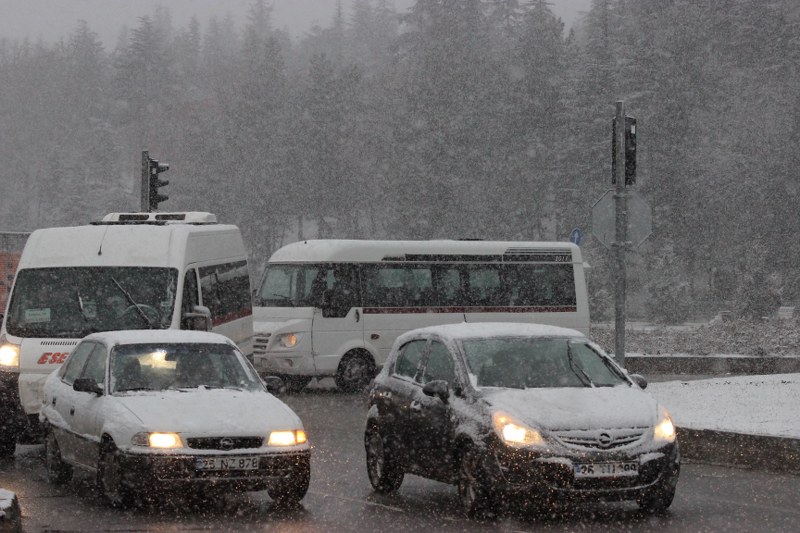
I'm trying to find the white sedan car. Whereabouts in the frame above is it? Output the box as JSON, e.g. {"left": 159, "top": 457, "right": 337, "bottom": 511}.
{"left": 40, "top": 330, "right": 310, "bottom": 507}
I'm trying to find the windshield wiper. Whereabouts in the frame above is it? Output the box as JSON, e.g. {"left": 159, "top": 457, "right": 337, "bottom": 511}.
{"left": 566, "top": 343, "right": 594, "bottom": 387}
{"left": 110, "top": 276, "right": 152, "bottom": 328}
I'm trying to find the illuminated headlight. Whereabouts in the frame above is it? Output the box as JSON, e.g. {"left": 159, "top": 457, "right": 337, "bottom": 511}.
{"left": 268, "top": 429, "right": 308, "bottom": 446}
{"left": 132, "top": 432, "right": 183, "bottom": 448}
{"left": 278, "top": 333, "right": 300, "bottom": 348}
{"left": 493, "top": 412, "right": 544, "bottom": 447}
{"left": 0, "top": 339, "right": 20, "bottom": 368}
{"left": 653, "top": 407, "right": 676, "bottom": 443}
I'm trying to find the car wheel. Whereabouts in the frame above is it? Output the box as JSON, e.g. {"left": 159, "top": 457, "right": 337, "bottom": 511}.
{"left": 365, "top": 426, "right": 403, "bottom": 493}
{"left": 458, "top": 447, "right": 497, "bottom": 519}
{"left": 44, "top": 428, "right": 72, "bottom": 484}
{"left": 268, "top": 456, "right": 310, "bottom": 507}
{"left": 98, "top": 442, "right": 134, "bottom": 508}
{"left": 0, "top": 432, "right": 17, "bottom": 458}
{"left": 334, "top": 351, "right": 375, "bottom": 392}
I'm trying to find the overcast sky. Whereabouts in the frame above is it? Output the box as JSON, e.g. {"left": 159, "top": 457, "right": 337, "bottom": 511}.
{"left": 0, "top": 0, "right": 591, "bottom": 48}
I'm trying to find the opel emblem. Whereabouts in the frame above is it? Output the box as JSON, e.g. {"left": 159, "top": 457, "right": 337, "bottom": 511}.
{"left": 598, "top": 432, "right": 613, "bottom": 448}
{"left": 219, "top": 437, "right": 234, "bottom": 450}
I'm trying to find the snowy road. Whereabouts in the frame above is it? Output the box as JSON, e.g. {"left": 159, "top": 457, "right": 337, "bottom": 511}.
{"left": 2, "top": 386, "right": 800, "bottom": 532}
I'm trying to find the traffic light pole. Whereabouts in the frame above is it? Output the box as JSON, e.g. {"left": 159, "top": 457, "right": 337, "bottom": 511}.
{"left": 140, "top": 150, "right": 150, "bottom": 212}
{"left": 613, "top": 101, "right": 628, "bottom": 366}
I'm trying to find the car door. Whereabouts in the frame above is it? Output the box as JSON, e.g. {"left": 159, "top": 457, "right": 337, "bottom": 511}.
{"left": 407, "top": 339, "right": 460, "bottom": 476}
{"left": 48, "top": 341, "right": 96, "bottom": 463}
{"left": 381, "top": 338, "right": 428, "bottom": 464}
{"left": 70, "top": 342, "right": 108, "bottom": 468}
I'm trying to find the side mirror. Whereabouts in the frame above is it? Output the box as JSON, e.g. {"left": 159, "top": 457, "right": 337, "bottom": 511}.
{"left": 422, "top": 379, "right": 450, "bottom": 403}
{"left": 263, "top": 375, "right": 286, "bottom": 395}
{"left": 629, "top": 373, "right": 648, "bottom": 389}
{"left": 73, "top": 377, "right": 103, "bottom": 396}
{"left": 183, "top": 305, "right": 212, "bottom": 331}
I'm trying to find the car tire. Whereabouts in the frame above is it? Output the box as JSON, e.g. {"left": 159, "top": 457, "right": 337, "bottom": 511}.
{"left": 334, "top": 351, "right": 375, "bottom": 392}
{"left": 44, "top": 427, "right": 72, "bottom": 485}
{"left": 365, "top": 426, "right": 404, "bottom": 493}
{"left": 0, "top": 432, "right": 16, "bottom": 458}
{"left": 98, "top": 441, "right": 134, "bottom": 508}
{"left": 268, "top": 456, "right": 310, "bottom": 507}
{"left": 458, "top": 447, "right": 498, "bottom": 520}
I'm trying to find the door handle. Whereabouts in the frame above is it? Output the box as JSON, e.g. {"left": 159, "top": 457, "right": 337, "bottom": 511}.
{"left": 52, "top": 398, "right": 57, "bottom": 406}
{"left": 355, "top": 309, "right": 361, "bottom": 323}
{"left": 409, "top": 400, "right": 422, "bottom": 412}
{"left": 70, "top": 407, "right": 75, "bottom": 416}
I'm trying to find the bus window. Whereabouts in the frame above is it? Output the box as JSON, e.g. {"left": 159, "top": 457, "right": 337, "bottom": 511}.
{"left": 362, "top": 264, "right": 433, "bottom": 308}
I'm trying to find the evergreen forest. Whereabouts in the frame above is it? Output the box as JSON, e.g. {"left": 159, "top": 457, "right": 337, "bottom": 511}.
{"left": 1, "top": 0, "right": 799, "bottom": 323}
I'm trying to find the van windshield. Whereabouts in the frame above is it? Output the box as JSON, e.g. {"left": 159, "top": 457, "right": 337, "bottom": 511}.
{"left": 6, "top": 267, "right": 178, "bottom": 338}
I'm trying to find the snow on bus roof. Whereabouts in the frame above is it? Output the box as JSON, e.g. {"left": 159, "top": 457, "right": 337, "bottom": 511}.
{"left": 268, "top": 239, "right": 581, "bottom": 263}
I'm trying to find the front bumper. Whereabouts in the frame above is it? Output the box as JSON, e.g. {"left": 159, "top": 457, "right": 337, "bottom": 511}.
{"left": 490, "top": 441, "right": 680, "bottom": 503}
{"left": 115, "top": 449, "right": 311, "bottom": 493}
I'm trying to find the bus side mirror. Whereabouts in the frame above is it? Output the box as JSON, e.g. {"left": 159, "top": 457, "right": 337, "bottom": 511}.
{"left": 183, "top": 305, "right": 212, "bottom": 331}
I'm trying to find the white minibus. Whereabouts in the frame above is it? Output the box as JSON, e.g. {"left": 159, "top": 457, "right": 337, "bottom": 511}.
{"left": 252, "top": 240, "right": 588, "bottom": 392}
{"left": 0, "top": 212, "right": 253, "bottom": 456}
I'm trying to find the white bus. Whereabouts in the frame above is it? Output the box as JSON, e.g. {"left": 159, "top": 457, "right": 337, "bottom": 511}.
{"left": 252, "top": 240, "right": 589, "bottom": 392}
{"left": 0, "top": 212, "right": 253, "bottom": 456}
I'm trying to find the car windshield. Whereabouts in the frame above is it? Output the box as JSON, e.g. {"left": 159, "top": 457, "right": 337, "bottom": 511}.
{"left": 461, "top": 337, "right": 628, "bottom": 389}
{"left": 5, "top": 267, "right": 178, "bottom": 338}
{"left": 110, "top": 342, "right": 262, "bottom": 393}
{"left": 255, "top": 263, "right": 328, "bottom": 307}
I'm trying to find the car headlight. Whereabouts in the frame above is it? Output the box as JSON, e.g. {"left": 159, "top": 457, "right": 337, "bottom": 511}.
{"left": 653, "top": 407, "right": 676, "bottom": 443}
{"left": 268, "top": 429, "right": 308, "bottom": 446}
{"left": 0, "top": 336, "right": 20, "bottom": 368}
{"left": 132, "top": 432, "right": 183, "bottom": 448}
{"left": 278, "top": 333, "right": 300, "bottom": 348}
{"left": 492, "top": 412, "right": 544, "bottom": 447}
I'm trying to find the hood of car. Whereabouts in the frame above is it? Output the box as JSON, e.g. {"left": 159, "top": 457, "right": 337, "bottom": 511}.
{"left": 115, "top": 388, "right": 302, "bottom": 436}
{"left": 483, "top": 384, "right": 657, "bottom": 431}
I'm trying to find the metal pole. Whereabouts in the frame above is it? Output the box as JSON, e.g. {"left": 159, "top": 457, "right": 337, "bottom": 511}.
{"left": 140, "top": 150, "right": 150, "bottom": 212}
{"left": 614, "top": 101, "right": 627, "bottom": 366}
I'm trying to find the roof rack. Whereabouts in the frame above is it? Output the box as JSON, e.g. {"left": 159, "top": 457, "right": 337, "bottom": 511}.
{"left": 93, "top": 212, "right": 218, "bottom": 225}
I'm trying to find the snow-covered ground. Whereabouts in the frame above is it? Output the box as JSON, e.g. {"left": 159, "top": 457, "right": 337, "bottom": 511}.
{"left": 648, "top": 374, "right": 800, "bottom": 438}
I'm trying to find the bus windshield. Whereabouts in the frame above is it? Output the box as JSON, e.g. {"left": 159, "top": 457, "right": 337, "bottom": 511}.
{"left": 6, "top": 267, "right": 178, "bottom": 338}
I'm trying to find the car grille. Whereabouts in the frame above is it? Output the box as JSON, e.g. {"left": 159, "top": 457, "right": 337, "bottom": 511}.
{"left": 187, "top": 437, "right": 264, "bottom": 450}
{"left": 253, "top": 334, "right": 272, "bottom": 355}
{"left": 553, "top": 427, "right": 648, "bottom": 450}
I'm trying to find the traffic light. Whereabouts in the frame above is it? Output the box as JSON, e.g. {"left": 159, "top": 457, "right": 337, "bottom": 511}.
{"left": 612, "top": 115, "right": 636, "bottom": 186}
{"left": 145, "top": 153, "right": 169, "bottom": 211}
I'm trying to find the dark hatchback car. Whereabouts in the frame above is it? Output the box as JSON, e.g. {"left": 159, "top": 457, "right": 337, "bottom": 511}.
{"left": 364, "top": 323, "right": 680, "bottom": 518}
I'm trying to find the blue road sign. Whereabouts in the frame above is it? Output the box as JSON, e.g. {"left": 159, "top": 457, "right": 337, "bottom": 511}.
{"left": 569, "top": 228, "right": 582, "bottom": 245}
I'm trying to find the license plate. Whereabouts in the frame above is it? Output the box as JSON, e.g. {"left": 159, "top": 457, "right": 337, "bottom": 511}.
{"left": 196, "top": 456, "right": 260, "bottom": 471}
{"left": 573, "top": 461, "right": 638, "bottom": 478}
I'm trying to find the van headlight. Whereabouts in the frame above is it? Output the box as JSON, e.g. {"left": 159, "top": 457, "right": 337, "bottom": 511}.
{"left": 268, "top": 429, "right": 307, "bottom": 446}
{"left": 0, "top": 336, "right": 20, "bottom": 368}
{"left": 132, "top": 432, "right": 183, "bottom": 448}
{"left": 278, "top": 333, "right": 300, "bottom": 348}
{"left": 653, "top": 407, "right": 676, "bottom": 443}
{"left": 492, "top": 412, "right": 544, "bottom": 447}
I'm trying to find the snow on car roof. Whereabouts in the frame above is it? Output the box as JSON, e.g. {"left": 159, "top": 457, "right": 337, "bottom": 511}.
{"left": 397, "top": 322, "right": 586, "bottom": 343}
{"left": 80, "top": 329, "right": 235, "bottom": 346}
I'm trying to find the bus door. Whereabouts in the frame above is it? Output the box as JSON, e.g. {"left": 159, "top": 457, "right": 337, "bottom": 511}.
{"left": 312, "top": 264, "right": 364, "bottom": 369}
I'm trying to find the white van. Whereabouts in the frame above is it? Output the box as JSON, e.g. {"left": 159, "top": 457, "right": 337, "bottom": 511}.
{"left": 251, "top": 240, "right": 589, "bottom": 392}
{"left": 0, "top": 212, "right": 253, "bottom": 455}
